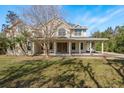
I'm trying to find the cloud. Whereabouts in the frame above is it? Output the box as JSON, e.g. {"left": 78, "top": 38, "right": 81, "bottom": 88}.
{"left": 81, "top": 12, "right": 91, "bottom": 22}
{"left": 64, "top": 5, "right": 124, "bottom": 36}
{"left": 89, "top": 17, "right": 98, "bottom": 23}
{"left": 73, "top": 6, "right": 104, "bottom": 26}
{"left": 88, "top": 8, "right": 124, "bottom": 32}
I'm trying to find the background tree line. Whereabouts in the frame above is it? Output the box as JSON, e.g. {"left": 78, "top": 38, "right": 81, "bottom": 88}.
{"left": 92, "top": 26, "right": 124, "bottom": 53}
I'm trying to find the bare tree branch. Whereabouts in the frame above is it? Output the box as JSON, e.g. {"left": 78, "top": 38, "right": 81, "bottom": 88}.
{"left": 22, "top": 5, "right": 64, "bottom": 57}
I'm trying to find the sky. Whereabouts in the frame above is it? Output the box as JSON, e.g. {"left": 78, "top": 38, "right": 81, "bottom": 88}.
{"left": 0, "top": 5, "right": 124, "bottom": 36}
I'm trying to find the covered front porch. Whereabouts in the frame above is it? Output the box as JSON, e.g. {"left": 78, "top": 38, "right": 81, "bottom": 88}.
{"left": 32, "top": 37, "right": 108, "bottom": 56}
{"left": 49, "top": 41, "right": 105, "bottom": 56}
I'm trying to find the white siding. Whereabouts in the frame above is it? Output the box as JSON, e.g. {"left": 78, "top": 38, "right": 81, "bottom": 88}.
{"left": 82, "top": 31, "right": 87, "bottom": 37}
{"left": 54, "top": 23, "right": 87, "bottom": 38}
{"left": 71, "top": 30, "right": 87, "bottom": 37}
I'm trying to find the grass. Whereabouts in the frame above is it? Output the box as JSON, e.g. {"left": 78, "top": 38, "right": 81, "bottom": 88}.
{"left": 0, "top": 55, "right": 124, "bottom": 88}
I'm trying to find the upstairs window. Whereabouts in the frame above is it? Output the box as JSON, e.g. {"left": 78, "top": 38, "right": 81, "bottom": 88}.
{"left": 75, "top": 29, "right": 82, "bottom": 36}
{"left": 58, "top": 28, "right": 66, "bottom": 36}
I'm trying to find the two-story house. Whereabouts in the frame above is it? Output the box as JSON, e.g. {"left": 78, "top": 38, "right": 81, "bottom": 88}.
{"left": 6, "top": 18, "right": 108, "bottom": 56}
{"left": 31, "top": 18, "right": 108, "bottom": 56}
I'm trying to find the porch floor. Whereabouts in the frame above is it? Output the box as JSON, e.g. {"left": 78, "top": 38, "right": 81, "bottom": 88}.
{"left": 40, "top": 52, "right": 105, "bottom": 57}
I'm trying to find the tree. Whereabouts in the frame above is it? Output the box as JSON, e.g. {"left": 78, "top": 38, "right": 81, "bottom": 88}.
{"left": 15, "top": 23, "right": 32, "bottom": 55}
{"left": 2, "top": 11, "right": 24, "bottom": 55}
{"left": 114, "top": 26, "right": 124, "bottom": 53}
{"left": 1, "top": 10, "right": 39, "bottom": 56}
{"left": 0, "top": 32, "right": 8, "bottom": 54}
{"left": 92, "top": 25, "right": 124, "bottom": 53}
{"left": 22, "top": 5, "right": 63, "bottom": 57}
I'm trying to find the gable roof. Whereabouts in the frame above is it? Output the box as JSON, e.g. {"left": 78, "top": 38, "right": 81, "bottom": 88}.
{"left": 66, "top": 22, "right": 87, "bottom": 30}
{"left": 47, "top": 17, "right": 88, "bottom": 30}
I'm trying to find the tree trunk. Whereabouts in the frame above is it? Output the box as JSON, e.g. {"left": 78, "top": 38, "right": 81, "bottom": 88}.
{"left": 10, "top": 46, "right": 16, "bottom": 56}
{"left": 19, "top": 43, "right": 27, "bottom": 56}
{"left": 44, "top": 42, "right": 49, "bottom": 58}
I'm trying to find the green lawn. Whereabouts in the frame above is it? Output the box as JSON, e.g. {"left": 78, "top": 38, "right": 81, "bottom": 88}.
{"left": 0, "top": 55, "right": 124, "bottom": 88}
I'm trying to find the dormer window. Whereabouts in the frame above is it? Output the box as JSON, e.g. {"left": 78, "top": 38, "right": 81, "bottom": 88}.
{"left": 75, "top": 29, "right": 82, "bottom": 36}
{"left": 58, "top": 28, "right": 66, "bottom": 36}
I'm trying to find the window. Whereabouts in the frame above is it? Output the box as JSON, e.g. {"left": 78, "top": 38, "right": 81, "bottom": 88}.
{"left": 50, "top": 43, "right": 53, "bottom": 50}
{"left": 81, "top": 43, "right": 83, "bottom": 50}
{"left": 72, "top": 43, "right": 76, "bottom": 50}
{"left": 75, "top": 29, "right": 82, "bottom": 36}
{"left": 58, "top": 28, "right": 66, "bottom": 36}
{"left": 83, "top": 29, "right": 86, "bottom": 32}
{"left": 27, "top": 41, "right": 32, "bottom": 50}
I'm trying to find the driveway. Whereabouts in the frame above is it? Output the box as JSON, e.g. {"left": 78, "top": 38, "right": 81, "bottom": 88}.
{"left": 104, "top": 52, "right": 124, "bottom": 59}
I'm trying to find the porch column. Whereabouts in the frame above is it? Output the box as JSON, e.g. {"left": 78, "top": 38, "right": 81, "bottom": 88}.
{"left": 90, "top": 41, "right": 92, "bottom": 54}
{"left": 101, "top": 41, "right": 104, "bottom": 53}
{"left": 48, "top": 43, "right": 50, "bottom": 54}
{"left": 79, "top": 42, "right": 81, "bottom": 54}
{"left": 32, "top": 41, "right": 35, "bottom": 55}
{"left": 48, "top": 43, "right": 50, "bottom": 50}
{"left": 69, "top": 41, "right": 71, "bottom": 55}
{"left": 54, "top": 42, "right": 57, "bottom": 55}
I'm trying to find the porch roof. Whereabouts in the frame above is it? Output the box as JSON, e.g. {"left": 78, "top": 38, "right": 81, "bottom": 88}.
{"left": 55, "top": 37, "right": 109, "bottom": 41}
{"left": 34, "top": 37, "right": 109, "bottom": 41}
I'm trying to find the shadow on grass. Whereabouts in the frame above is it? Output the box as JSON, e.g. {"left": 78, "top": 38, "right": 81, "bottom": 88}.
{"left": 52, "top": 73, "right": 86, "bottom": 88}
{"left": 0, "top": 58, "right": 102, "bottom": 88}
{"left": 51, "top": 59, "right": 102, "bottom": 88}
{"left": 60, "top": 58, "right": 77, "bottom": 65}
{"left": 0, "top": 60, "right": 55, "bottom": 87}
{"left": 78, "top": 60, "right": 102, "bottom": 88}
{"left": 105, "top": 58, "right": 124, "bottom": 84}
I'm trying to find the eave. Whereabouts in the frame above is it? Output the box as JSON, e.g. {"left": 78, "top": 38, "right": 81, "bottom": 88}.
{"left": 33, "top": 37, "right": 109, "bottom": 41}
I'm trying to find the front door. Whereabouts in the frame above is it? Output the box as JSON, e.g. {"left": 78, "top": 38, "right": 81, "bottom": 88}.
{"left": 57, "top": 42, "right": 67, "bottom": 53}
